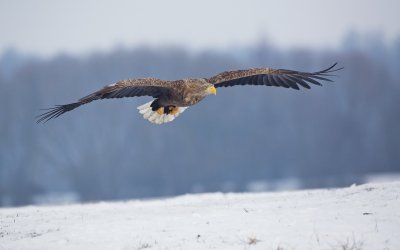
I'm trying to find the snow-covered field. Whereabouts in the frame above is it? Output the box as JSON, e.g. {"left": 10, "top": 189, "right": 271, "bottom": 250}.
{"left": 1, "top": 182, "right": 399, "bottom": 250}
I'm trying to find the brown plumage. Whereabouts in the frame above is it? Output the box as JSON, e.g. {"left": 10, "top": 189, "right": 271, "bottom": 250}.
{"left": 37, "top": 63, "right": 342, "bottom": 124}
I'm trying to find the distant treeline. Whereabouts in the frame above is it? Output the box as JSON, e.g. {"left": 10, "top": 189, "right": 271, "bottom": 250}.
{"left": 1, "top": 36, "right": 399, "bottom": 206}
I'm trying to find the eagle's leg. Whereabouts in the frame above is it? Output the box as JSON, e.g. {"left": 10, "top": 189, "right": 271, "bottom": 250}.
{"left": 164, "top": 106, "right": 179, "bottom": 115}
{"left": 156, "top": 107, "right": 164, "bottom": 115}
{"left": 150, "top": 99, "right": 179, "bottom": 115}
{"left": 154, "top": 106, "right": 178, "bottom": 115}
{"left": 150, "top": 99, "right": 164, "bottom": 115}
{"left": 167, "top": 106, "right": 180, "bottom": 115}
{"left": 139, "top": 100, "right": 188, "bottom": 124}
{"left": 154, "top": 105, "right": 180, "bottom": 116}
{"left": 154, "top": 106, "right": 176, "bottom": 115}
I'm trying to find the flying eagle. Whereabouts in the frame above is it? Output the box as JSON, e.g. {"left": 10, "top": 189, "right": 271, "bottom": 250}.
{"left": 37, "top": 63, "right": 342, "bottom": 124}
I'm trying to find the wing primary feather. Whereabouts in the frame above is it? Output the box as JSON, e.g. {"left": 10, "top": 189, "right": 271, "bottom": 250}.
{"left": 279, "top": 75, "right": 300, "bottom": 90}
{"left": 268, "top": 74, "right": 279, "bottom": 86}
{"left": 36, "top": 102, "right": 82, "bottom": 123}
{"left": 237, "top": 77, "right": 247, "bottom": 86}
{"left": 307, "top": 75, "right": 334, "bottom": 82}
{"left": 262, "top": 75, "right": 272, "bottom": 86}
{"left": 285, "top": 75, "right": 311, "bottom": 89}
{"left": 272, "top": 74, "right": 290, "bottom": 88}
{"left": 256, "top": 75, "right": 264, "bottom": 85}
{"left": 119, "top": 88, "right": 132, "bottom": 97}
{"left": 251, "top": 75, "right": 259, "bottom": 85}
{"left": 312, "top": 62, "right": 337, "bottom": 74}
{"left": 311, "top": 63, "right": 343, "bottom": 74}
{"left": 294, "top": 74, "right": 322, "bottom": 86}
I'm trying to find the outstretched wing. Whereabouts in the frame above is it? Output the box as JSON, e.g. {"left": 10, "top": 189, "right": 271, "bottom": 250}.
{"left": 207, "top": 63, "right": 343, "bottom": 90}
{"left": 37, "top": 78, "right": 173, "bottom": 123}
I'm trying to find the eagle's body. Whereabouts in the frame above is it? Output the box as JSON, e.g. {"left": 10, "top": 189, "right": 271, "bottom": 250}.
{"left": 156, "top": 78, "right": 212, "bottom": 107}
{"left": 37, "top": 63, "right": 342, "bottom": 124}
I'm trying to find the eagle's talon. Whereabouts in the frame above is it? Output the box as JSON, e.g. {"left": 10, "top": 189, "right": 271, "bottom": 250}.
{"left": 156, "top": 107, "right": 164, "bottom": 115}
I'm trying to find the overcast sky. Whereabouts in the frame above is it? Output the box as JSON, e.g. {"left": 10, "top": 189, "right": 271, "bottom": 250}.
{"left": 1, "top": 0, "right": 399, "bottom": 57}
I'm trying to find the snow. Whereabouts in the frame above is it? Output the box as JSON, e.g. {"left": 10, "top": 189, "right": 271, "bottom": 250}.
{"left": 1, "top": 182, "right": 399, "bottom": 250}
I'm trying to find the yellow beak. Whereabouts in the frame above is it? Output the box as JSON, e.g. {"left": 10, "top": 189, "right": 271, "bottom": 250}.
{"left": 207, "top": 85, "right": 217, "bottom": 95}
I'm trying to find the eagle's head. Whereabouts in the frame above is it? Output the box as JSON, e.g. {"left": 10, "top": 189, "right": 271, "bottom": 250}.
{"left": 206, "top": 85, "right": 217, "bottom": 95}
{"left": 197, "top": 78, "right": 216, "bottom": 96}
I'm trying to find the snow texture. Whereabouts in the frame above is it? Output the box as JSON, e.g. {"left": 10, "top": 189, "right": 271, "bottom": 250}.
{"left": 1, "top": 182, "right": 399, "bottom": 250}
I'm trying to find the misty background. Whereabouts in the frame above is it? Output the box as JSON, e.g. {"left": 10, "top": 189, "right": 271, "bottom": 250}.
{"left": 0, "top": 0, "right": 399, "bottom": 207}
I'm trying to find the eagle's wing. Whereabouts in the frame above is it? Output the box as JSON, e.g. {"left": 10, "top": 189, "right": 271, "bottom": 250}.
{"left": 37, "top": 78, "right": 173, "bottom": 123}
{"left": 207, "top": 63, "right": 343, "bottom": 90}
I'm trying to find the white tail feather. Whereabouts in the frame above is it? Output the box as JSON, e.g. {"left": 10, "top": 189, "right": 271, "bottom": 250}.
{"left": 137, "top": 100, "right": 188, "bottom": 124}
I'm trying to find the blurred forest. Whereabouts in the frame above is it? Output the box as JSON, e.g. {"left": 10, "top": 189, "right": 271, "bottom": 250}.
{"left": 1, "top": 33, "right": 399, "bottom": 206}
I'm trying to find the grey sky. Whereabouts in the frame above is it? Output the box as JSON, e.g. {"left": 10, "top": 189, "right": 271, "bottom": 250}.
{"left": 1, "top": 0, "right": 399, "bottom": 57}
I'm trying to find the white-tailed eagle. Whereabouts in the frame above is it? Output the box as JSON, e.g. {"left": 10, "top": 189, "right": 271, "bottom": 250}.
{"left": 37, "top": 63, "right": 342, "bottom": 124}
